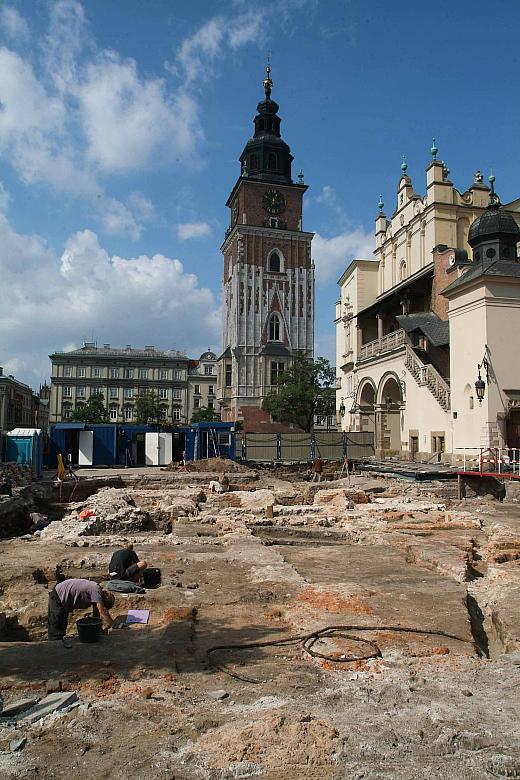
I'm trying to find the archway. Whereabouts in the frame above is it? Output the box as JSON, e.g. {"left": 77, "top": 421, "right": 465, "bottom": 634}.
{"left": 378, "top": 375, "right": 402, "bottom": 452}
{"left": 357, "top": 380, "right": 376, "bottom": 437}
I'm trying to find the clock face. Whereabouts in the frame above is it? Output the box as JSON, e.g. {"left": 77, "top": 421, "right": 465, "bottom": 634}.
{"left": 263, "top": 188, "right": 286, "bottom": 215}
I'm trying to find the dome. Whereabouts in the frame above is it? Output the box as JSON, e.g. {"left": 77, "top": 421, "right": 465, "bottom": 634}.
{"left": 468, "top": 207, "right": 520, "bottom": 247}
{"left": 200, "top": 350, "right": 217, "bottom": 361}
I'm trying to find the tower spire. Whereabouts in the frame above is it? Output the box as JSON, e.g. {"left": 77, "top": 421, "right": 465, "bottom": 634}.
{"left": 263, "top": 59, "right": 273, "bottom": 100}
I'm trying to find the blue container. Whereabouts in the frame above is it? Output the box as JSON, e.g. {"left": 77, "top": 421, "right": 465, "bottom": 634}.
{"left": 192, "top": 422, "right": 236, "bottom": 461}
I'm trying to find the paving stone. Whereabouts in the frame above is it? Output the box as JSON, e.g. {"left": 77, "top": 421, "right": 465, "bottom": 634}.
{"left": 1, "top": 697, "right": 40, "bottom": 717}
{"left": 207, "top": 689, "right": 228, "bottom": 701}
{"left": 22, "top": 691, "right": 78, "bottom": 724}
{"left": 45, "top": 679, "right": 63, "bottom": 694}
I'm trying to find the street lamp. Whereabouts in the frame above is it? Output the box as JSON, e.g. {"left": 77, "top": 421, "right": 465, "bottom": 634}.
{"left": 475, "top": 354, "right": 490, "bottom": 406}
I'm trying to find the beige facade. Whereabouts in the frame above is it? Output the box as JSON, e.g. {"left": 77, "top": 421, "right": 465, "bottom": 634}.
{"left": 49, "top": 343, "right": 190, "bottom": 425}
{"left": 188, "top": 351, "right": 218, "bottom": 422}
{"left": 0, "top": 367, "right": 40, "bottom": 432}
{"left": 335, "top": 154, "right": 520, "bottom": 460}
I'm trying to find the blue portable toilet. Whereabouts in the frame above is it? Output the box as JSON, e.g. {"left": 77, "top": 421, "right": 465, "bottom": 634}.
{"left": 5, "top": 428, "right": 44, "bottom": 477}
{"left": 192, "top": 422, "right": 236, "bottom": 461}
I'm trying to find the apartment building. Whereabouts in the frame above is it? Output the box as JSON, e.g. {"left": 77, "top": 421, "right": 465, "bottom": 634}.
{"left": 0, "top": 367, "right": 40, "bottom": 432}
{"left": 187, "top": 351, "right": 218, "bottom": 422}
{"left": 49, "top": 343, "right": 190, "bottom": 425}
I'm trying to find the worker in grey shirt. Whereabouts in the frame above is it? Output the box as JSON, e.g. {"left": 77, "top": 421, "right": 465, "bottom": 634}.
{"left": 48, "top": 578, "right": 115, "bottom": 646}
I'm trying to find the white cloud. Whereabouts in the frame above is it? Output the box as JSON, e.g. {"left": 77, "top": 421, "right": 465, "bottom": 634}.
{"left": 0, "top": 181, "right": 10, "bottom": 212}
{"left": 176, "top": 221, "right": 212, "bottom": 241}
{"left": 99, "top": 198, "right": 142, "bottom": 241}
{"left": 0, "top": 5, "right": 29, "bottom": 41}
{"left": 0, "top": 217, "right": 220, "bottom": 386}
{"left": 313, "top": 229, "right": 374, "bottom": 284}
{"left": 129, "top": 192, "right": 155, "bottom": 222}
{"left": 176, "top": 11, "right": 265, "bottom": 84}
{"left": 78, "top": 53, "right": 201, "bottom": 174}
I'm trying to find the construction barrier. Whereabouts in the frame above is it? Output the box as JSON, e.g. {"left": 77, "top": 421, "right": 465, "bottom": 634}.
{"left": 235, "top": 431, "right": 375, "bottom": 463}
{"left": 456, "top": 447, "right": 520, "bottom": 476}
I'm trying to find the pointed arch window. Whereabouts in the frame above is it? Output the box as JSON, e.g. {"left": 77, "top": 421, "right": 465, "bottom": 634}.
{"left": 268, "top": 252, "right": 281, "bottom": 272}
{"left": 269, "top": 313, "right": 281, "bottom": 341}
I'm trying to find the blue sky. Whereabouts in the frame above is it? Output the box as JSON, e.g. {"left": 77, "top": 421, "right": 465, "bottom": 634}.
{"left": 1, "top": 0, "right": 519, "bottom": 387}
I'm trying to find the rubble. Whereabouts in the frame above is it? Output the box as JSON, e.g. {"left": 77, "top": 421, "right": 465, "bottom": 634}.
{"left": 0, "top": 464, "right": 519, "bottom": 778}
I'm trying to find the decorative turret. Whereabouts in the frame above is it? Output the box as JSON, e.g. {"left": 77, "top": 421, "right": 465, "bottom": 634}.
{"left": 238, "top": 64, "right": 294, "bottom": 184}
{"left": 468, "top": 174, "right": 520, "bottom": 263}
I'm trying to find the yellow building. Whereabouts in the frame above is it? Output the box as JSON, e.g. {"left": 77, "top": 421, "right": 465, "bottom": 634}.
{"left": 335, "top": 149, "right": 520, "bottom": 461}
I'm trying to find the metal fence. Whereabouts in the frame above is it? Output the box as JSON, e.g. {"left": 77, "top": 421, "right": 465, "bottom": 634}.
{"left": 235, "top": 431, "right": 374, "bottom": 463}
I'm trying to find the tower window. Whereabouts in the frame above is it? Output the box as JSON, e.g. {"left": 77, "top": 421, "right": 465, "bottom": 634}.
{"left": 225, "top": 363, "right": 232, "bottom": 387}
{"left": 268, "top": 152, "right": 277, "bottom": 170}
{"left": 250, "top": 153, "right": 258, "bottom": 171}
{"left": 268, "top": 252, "right": 281, "bottom": 272}
{"left": 269, "top": 313, "right": 281, "bottom": 341}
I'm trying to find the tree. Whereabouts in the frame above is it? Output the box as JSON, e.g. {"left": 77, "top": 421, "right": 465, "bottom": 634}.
{"left": 191, "top": 406, "right": 220, "bottom": 424}
{"left": 262, "top": 354, "right": 336, "bottom": 432}
{"left": 134, "top": 391, "right": 161, "bottom": 424}
{"left": 70, "top": 393, "right": 108, "bottom": 424}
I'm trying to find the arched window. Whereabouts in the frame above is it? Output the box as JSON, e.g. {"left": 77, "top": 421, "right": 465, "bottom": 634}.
{"left": 268, "top": 252, "right": 281, "bottom": 272}
{"left": 269, "top": 313, "right": 281, "bottom": 341}
{"left": 258, "top": 119, "right": 265, "bottom": 131}
{"left": 250, "top": 154, "right": 258, "bottom": 171}
{"left": 268, "top": 152, "right": 277, "bottom": 170}
{"left": 400, "top": 260, "right": 407, "bottom": 281}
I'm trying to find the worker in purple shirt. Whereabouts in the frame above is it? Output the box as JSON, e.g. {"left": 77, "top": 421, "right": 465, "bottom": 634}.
{"left": 48, "top": 578, "right": 115, "bottom": 647}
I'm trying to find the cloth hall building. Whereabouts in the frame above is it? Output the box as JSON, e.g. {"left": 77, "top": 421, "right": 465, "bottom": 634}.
{"left": 335, "top": 150, "right": 520, "bottom": 461}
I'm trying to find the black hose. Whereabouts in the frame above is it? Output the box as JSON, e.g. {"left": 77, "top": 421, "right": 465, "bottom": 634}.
{"left": 206, "top": 623, "right": 475, "bottom": 684}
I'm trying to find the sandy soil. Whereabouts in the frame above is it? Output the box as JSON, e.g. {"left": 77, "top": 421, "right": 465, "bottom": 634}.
{"left": 0, "top": 467, "right": 519, "bottom": 779}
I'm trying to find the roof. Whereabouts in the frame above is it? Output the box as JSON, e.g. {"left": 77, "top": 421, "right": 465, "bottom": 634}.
{"left": 468, "top": 206, "right": 520, "bottom": 245}
{"left": 357, "top": 264, "right": 433, "bottom": 318}
{"left": 442, "top": 258, "right": 520, "bottom": 296}
{"left": 199, "top": 351, "right": 217, "bottom": 361}
{"left": 50, "top": 345, "right": 187, "bottom": 359}
{"left": 259, "top": 343, "right": 292, "bottom": 357}
{"left": 7, "top": 428, "right": 42, "bottom": 437}
{"left": 396, "top": 312, "right": 449, "bottom": 346}
{"left": 218, "top": 346, "right": 232, "bottom": 361}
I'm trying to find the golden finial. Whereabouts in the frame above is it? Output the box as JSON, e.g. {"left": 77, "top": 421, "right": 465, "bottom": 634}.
{"left": 263, "top": 54, "right": 273, "bottom": 99}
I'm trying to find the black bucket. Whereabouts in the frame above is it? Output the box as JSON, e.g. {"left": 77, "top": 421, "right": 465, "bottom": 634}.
{"left": 76, "top": 616, "right": 102, "bottom": 643}
{"left": 143, "top": 567, "right": 161, "bottom": 589}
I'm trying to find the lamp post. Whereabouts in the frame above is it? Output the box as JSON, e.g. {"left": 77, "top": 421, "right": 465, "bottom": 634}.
{"left": 475, "top": 353, "right": 490, "bottom": 406}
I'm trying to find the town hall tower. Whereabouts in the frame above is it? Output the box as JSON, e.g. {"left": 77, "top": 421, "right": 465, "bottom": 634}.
{"left": 218, "top": 67, "right": 314, "bottom": 428}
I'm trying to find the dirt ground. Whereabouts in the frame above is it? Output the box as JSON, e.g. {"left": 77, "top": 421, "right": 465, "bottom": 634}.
{"left": 0, "top": 465, "right": 519, "bottom": 779}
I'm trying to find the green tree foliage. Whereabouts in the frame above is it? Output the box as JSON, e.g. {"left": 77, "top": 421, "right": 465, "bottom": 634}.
{"left": 70, "top": 393, "right": 108, "bottom": 424}
{"left": 262, "top": 354, "right": 336, "bottom": 432}
{"left": 134, "top": 391, "right": 161, "bottom": 424}
{"left": 190, "top": 406, "right": 221, "bottom": 423}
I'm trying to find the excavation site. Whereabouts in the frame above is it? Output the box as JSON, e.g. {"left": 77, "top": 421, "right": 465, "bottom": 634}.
{"left": 0, "top": 460, "right": 519, "bottom": 779}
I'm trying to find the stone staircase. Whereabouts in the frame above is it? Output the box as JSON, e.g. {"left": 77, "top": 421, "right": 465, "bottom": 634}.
{"left": 405, "top": 345, "right": 450, "bottom": 411}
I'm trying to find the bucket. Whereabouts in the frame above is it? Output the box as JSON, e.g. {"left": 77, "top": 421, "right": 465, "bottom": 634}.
{"left": 76, "top": 616, "right": 102, "bottom": 643}
{"left": 143, "top": 567, "right": 161, "bottom": 588}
